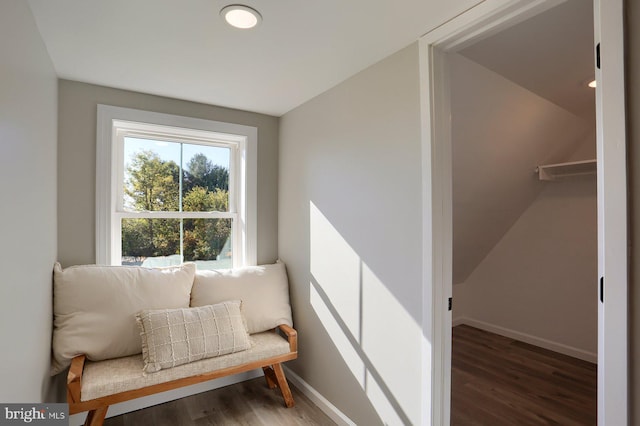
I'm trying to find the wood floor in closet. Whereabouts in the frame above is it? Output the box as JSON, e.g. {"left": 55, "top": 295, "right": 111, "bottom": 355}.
{"left": 452, "top": 324, "right": 597, "bottom": 425}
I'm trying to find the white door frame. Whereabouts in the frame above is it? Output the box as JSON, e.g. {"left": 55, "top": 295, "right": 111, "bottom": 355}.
{"left": 593, "top": 0, "right": 628, "bottom": 424}
{"left": 419, "top": 0, "right": 628, "bottom": 424}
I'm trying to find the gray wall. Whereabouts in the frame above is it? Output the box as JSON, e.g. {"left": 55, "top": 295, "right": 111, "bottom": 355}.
{"left": 279, "top": 44, "right": 423, "bottom": 425}
{"left": 454, "top": 176, "right": 597, "bottom": 357}
{"left": 0, "top": 0, "right": 58, "bottom": 402}
{"left": 627, "top": 0, "right": 640, "bottom": 422}
{"left": 57, "top": 80, "right": 279, "bottom": 267}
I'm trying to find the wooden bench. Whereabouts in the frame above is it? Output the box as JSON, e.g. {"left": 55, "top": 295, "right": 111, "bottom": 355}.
{"left": 53, "top": 262, "right": 297, "bottom": 426}
{"left": 67, "top": 325, "right": 297, "bottom": 426}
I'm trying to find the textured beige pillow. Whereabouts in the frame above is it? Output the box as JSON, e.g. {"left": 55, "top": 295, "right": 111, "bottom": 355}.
{"left": 191, "top": 262, "right": 293, "bottom": 334}
{"left": 136, "top": 301, "right": 251, "bottom": 373}
{"left": 52, "top": 262, "right": 196, "bottom": 375}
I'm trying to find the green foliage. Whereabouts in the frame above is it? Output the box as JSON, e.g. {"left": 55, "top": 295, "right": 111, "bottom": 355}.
{"left": 183, "top": 186, "right": 228, "bottom": 212}
{"left": 125, "top": 150, "right": 179, "bottom": 211}
{"left": 122, "top": 218, "right": 180, "bottom": 258}
{"left": 122, "top": 218, "right": 152, "bottom": 257}
{"left": 183, "top": 187, "right": 230, "bottom": 261}
{"left": 183, "top": 153, "right": 229, "bottom": 194}
{"left": 121, "top": 149, "right": 231, "bottom": 262}
{"left": 183, "top": 218, "right": 231, "bottom": 261}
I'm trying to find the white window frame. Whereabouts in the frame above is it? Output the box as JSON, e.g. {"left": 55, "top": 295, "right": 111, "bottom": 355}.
{"left": 96, "top": 105, "right": 257, "bottom": 268}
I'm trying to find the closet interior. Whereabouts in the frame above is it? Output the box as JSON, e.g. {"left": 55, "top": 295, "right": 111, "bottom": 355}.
{"left": 449, "top": 0, "right": 597, "bottom": 422}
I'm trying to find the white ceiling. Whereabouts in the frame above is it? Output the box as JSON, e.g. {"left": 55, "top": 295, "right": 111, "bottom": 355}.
{"left": 459, "top": 0, "right": 595, "bottom": 122}
{"left": 26, "top": 0, "right": 479, "bottom": 117}
{"left": 27, "top": 1, "right": 594, "bottom": 119}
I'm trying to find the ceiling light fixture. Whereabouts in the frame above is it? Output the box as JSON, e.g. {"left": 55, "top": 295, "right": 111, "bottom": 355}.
{"left": 588, "top": 79, "right": 597, "bottom": 88}
{"left": 220, "top": 5, "right": 262, "bottom": 29}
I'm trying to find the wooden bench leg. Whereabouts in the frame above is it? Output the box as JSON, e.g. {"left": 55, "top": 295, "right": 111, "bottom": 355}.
{"left": 84, "top": 406, "right": 108, "bottom": 426}
{"left": 272, "top": 363, "right": 295, "bottom": 408}
{"left": 262, "top": 366, "right": 278, "bottom": 389}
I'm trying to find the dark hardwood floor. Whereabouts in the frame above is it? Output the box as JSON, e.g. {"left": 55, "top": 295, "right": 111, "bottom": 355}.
{"left": 452, "top": 324, "right": 597, "bottom": 425}
{"left": 101, "top": 325, "right": 596, "bottom": 425}
{"left": 103, "top": 377, "right": 337, "bottom": 426}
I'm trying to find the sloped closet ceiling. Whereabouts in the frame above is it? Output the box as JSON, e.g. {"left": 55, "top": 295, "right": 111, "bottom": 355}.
{"left": 451, "top": 0, "right": 595, "bottom": 284}
{"left": 450, "top": 53, "right": 590, "bottom": 285}
{"left": 459, "top": 0, "right": 595, "bottom": 122}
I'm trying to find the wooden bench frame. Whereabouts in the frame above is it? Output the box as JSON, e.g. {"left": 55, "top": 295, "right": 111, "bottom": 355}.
{"left": 67, "top": 325, "right": 298, "bottom": 426}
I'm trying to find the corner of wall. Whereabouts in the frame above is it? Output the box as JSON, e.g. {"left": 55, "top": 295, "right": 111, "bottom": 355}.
{"left": 0, "top": 0, "right": 58, "bottom": 403}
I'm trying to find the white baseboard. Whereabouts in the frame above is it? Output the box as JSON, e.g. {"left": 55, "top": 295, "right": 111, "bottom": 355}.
{"left": 284, "top": 366, "right": 355, "bottom": 426}
{"left": 68, "top": 370, "right": 261, "bottom": 426}
{"left": 454, "top": 317, "right": 597, "bottom": 363}
{"left": 452, "top": 316, "right": 466, "bottom": 327}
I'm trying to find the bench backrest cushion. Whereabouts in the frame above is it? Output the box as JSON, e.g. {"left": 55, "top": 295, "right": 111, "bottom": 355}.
{"left": 52, "top": 262, "right": 196, "bottom": 375}
{"left": 191, "top": 262, "right": 292, "bottom": 334}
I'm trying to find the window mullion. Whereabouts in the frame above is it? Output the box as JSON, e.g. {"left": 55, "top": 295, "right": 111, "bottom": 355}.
{"left": 179, "top": 143, "right": 184, "bottom": 262}
{"left": 116, "top": 211, "right": 234, "bottom": 219}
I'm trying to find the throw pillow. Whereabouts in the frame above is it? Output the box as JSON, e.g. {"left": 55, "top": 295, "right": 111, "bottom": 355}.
{"left": 136, "top": 301, "right": 251, "bottom": 373}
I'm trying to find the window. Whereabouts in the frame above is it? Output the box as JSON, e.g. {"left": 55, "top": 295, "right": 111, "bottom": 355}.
{"left": 97, "top": 105, "right": 256, "bottom": 269}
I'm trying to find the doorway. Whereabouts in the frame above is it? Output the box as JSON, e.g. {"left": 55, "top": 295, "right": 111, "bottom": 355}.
{"left": 448, "top": 1, "right": 597, "bottom": 422}
{"left": 419, "top": 0, "right": 628, "bottom": 424}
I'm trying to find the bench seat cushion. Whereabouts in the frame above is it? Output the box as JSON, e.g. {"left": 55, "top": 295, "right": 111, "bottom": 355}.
{"left": 81, "top": 331, "right": 290, "bottom": 401}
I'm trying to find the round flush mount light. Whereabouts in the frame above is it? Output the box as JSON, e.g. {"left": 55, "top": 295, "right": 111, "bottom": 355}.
{"left": 220, "top": 5, "right": 262, "bottom": 29}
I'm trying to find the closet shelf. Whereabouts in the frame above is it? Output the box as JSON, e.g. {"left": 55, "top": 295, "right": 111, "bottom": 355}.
{"left": 535, "top": 159, "right": 597, "bottom": 181}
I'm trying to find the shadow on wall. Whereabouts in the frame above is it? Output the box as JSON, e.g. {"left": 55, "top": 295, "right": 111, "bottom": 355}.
{"left": 309, "top": 201, "right": 424, "bottom": 425}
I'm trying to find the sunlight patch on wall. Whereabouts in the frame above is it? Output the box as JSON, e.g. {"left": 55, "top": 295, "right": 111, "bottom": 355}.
{"left": 310, "top": 202, "right": 361, "bottom": 339}
{"left": 365, "top": 370, "right": 404, "bottom": 425}
{"left": 362, "top": 263, "right": 422, "bottom": 423}
{"left": 309, "top": 201, "right": 422, "bottom": 424}
{"left": 310, "top": 285, "right": 366, "bottom": 386}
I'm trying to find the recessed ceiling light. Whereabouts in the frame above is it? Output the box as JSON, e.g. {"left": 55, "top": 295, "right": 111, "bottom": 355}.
{"left": 588, "top": 79, "right": 597, "bottom": 88}
{"left": 220, "top": 5, "right": 262, "bottom": 29}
